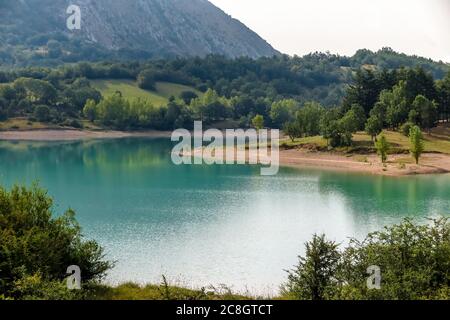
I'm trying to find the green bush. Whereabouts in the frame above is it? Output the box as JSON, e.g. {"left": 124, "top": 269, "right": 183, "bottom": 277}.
{"left": 0, "top": 184, "right": 112, "bottom": 299}
{"left": 33, "top": 105, "right": 51, "bottom": 122}
{"left": 283, "top": 218, "right": 450, "bottom": 300}
{"left": 401, "top": 121, "right": 414, "bottom": 137}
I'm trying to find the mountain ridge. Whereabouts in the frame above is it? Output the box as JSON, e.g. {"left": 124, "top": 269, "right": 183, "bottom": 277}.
{"left": 0, "top": 0, "right": 279, "bottom": 66}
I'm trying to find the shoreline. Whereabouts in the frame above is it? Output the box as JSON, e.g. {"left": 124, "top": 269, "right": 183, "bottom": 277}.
{"left": 279, "top": 149, "right": 450, "bottom": 177}
{"left": 0, "top": 129, "right": 172, "bottom": 141}
{"left": 1, "top": 129, "right": 450, "bottom": 177}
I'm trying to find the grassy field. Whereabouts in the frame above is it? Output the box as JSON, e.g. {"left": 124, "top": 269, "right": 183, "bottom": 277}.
{"left": 282, "top": 126, "right": 450, "bottom": 155}
{"left": 91, "top": 79, "right": 201, "bottom": 106}
{"left": 90, "top": 282, "right": 251, "bottom": 300}
{"left": 0, "top": 118, "right": 56, "bottom": 130}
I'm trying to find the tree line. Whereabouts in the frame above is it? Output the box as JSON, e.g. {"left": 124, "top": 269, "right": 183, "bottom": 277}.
{"left": 283, "top": 67, "right": 450, "bottom": 148}
{"left": 0, "top": 56, "right": 449, "bottom": 136}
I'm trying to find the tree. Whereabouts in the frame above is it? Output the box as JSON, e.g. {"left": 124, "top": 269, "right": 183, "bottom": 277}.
{"left": 283, "top": 218, "right": 450, "bottom": 300}
{"left": 400, "top": 121, "right": 414, "bottom": 137}
{"left": 13, "top": 78, "right": 57, "bottom": 105}
{"left": 409, "top": 125, "right": 424, "bottom": 164}
{"left": 343, "top": 70, "right": 382, "bottom": 115}
{"left": 350, "top": 104, "right": 367, "bottom": 130}
{"left": 33, "top": 105, "right": 51, "bottom": 122}
{"left": 283, "top": 121, "right": 301, "bottom": 142}
{"left": 411, "top": 95, "right": 438, "bottom": 131}
{"left": 283, "top": 234, "right": 341, "bottom": 300}
{"left": 337, "top": 218, "right": 450, "bottom": 300}
{"left": 338, "top": 109, "right": 359, "bottom": 146}
{"left": 296, "top": 102, "right": 324, "bottom": 137}
{"left": 190, "top": 89, "right": 229, "bottom": 122}
{"left": 436, "top": 72, "right": 450, "bottom": 122}
{"left": 83, "top": 99, "right": 97, "bottom": 122}
{"left": 252, "top": 114, "right": 264, "bottom": 130}
{"left": 381, "top": 81, "right": 408, "bottom": 129}
{"left": 137, "top": 69, "right": 156, "bottom": 90}
{"left": 320, "top": 108, "right": 342, "bottom": 147}
{"left": 365, "top": 115, "right": 383, "bottom": 141}
{"left": 179, "top": 91, "right": 198, "bottom": 105}
{"left": 375, "top": 134, "right": 389, "bottom": 163}
{"left": 270, "top": 99, "right": 299, "bottom": 128}
{"left": 0, "top": 184, "right": 112, "bottom": 299}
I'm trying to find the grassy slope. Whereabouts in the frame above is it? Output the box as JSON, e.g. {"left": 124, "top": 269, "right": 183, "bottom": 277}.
{"left": 91, "top": 79, "right": 200, "bottom": 106}
{"left": 0, "top": 118, "right": 103, "bottom": 131}
{"left": 282, "top": 127, "right": 450, "bottom": 155}
{"left": 90, "top": 282, "right": 251, "bottom": 300}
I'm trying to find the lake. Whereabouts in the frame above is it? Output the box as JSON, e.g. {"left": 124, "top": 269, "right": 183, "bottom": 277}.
{"left": 0, "top": 138, "right": 449, "bottom": 295}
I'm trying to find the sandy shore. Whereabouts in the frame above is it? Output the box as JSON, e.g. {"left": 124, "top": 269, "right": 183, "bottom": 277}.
{"left": 279, "top": 149, "right": 450, "bottom": 176}
{"left": 189, "top": 146, "right": 450, "bottom": 176}
{"left": 0, "top": 129, "right": 172, "bottom": 141}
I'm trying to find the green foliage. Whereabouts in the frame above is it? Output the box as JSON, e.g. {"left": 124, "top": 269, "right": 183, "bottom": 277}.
{"left": 400, "top": 121, "right": 414, "bottom": 137}
{"left": 282, "top": 234, "right": 340, "bottom": 300}
{"left": 179, "top": 91, "right": 198, "bottom": 105}
{"left": 270, "top": 99, "right": 299, "bottom": 128}
{"left": 295, "top": 102, "right": 325, "bottom": 137}
{"left": 411, "top": 95, "right": 438, "bottom": 130}
{"left": 251, "top": 114, "right": 264, "bottom": 130}
{"left": 436, "top": 72, "right": 450, "bottom": 122}
{"left": 83, "top": 99, "right": 97, "bottom": 122}
{"left": 365, "top": 115, "right": 383, "bottom": 140}
{"left": 137, "top": 69, "right": 156, "bottom": 91}
{"left": 339, "top": 109, "right": 359, "bottom": 145}
{"left": 33, "top": 105, "right": 51, "bottom": 122}
{"left": 0, "top": 184, "right": 112, "bottom": 299}
{"left": 375, "top": 134, "right": 389, "bottom": 163}
{"left": 381, "top": 81, "right": 409, "bottom": 129}
{"left": 283, "top": 218, "right": 450, "bottom": 300}
{"left": 409, "top": 125, "right": 424, "bottom": 164}
{"left": 0, "top": 58, "right": 448, "bottom": 135}
{"left": 283, "top": 121, "right": 302, "bottom": 142}
{"left": 190, "top": 89, "right": 230, "bottom": 122}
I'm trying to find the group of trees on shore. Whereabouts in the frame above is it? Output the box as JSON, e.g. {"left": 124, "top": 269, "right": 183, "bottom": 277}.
{"left": 0, "top": 54, "right": 449, "bottom": 139}
{"left": 283, "top": 67, "right": 449, "bottom": 148}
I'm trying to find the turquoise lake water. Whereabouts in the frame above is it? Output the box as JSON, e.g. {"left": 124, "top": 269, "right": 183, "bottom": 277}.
{"left": 0, "top": 138, "right": 449, "bottom": 295}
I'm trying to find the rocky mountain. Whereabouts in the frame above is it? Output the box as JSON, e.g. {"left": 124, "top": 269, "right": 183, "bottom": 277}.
{"left": 0, "top": 0, "right": 279, "bottom": 66}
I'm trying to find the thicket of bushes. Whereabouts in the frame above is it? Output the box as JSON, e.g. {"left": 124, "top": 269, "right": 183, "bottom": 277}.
{"left": 0, "top": 184, "right": 112, "bottom": 300}
{"left": 282, "top": 218, "right": 450, "bottom": 300}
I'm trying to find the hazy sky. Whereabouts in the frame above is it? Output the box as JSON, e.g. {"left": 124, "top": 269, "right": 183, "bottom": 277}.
{"left": 209, "top": 0, "right": 450, "bottom": 62}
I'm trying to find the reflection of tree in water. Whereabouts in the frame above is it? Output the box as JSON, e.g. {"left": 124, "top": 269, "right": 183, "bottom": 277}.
{"left": 0, "top": 138, "right": 171, "bottom": 170}
{"left": 316, "top": 171, "right": 450, "bottom": 225}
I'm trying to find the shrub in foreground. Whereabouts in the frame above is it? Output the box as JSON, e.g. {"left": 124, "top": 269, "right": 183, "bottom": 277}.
{"left": 282, "top": 218, "right": 450, "bottom": 300}
{"left": 0, "top": 184, "right": 112, "bottom": 299}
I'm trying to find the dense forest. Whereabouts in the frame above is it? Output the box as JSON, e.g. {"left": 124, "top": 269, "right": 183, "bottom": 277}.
{"left": 0, "top": 50, "right": 449, "bottom": 147}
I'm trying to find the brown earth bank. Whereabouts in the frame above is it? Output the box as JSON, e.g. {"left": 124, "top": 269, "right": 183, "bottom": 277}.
{"left": 279, "top": 149, "right": 450, "bottom": 177}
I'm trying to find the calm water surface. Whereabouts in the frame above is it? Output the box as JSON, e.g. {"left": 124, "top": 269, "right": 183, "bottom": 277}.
{"left": 0, "top": 138, "right": 449, "bottom": 295}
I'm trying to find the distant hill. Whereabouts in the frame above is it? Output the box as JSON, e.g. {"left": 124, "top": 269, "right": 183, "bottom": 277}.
{"left": 0, "top": 0, "right": 279, "bottom": 66}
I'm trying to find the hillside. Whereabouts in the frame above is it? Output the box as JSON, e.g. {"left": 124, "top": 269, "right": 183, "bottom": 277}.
{"left": 0, "top": 0, "right": 278, "bottom": 66}
{"left": 91, "top": 80, "right": 201, "bottom": 106}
